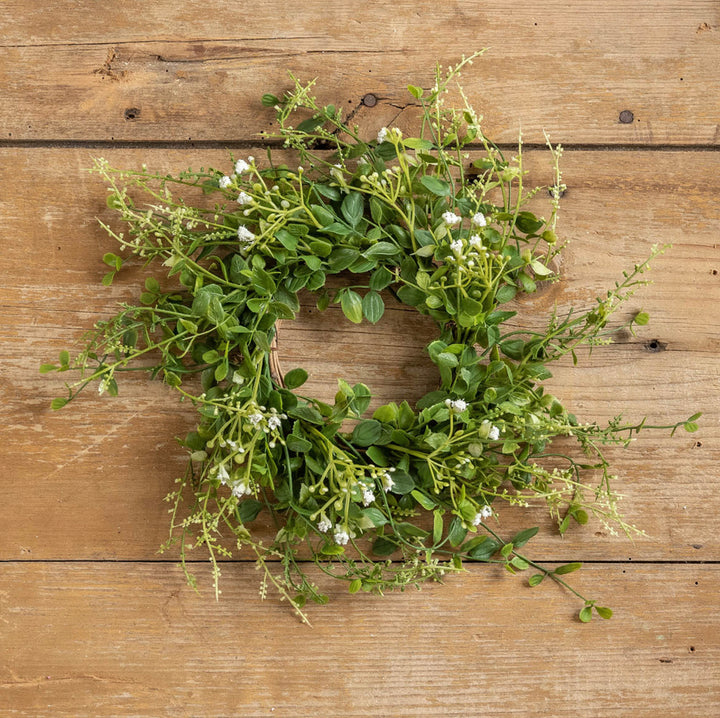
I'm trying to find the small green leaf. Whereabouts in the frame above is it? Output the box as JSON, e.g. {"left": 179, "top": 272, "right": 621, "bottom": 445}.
{"left": 528, "top": 573, "right": 545, "bottom": 587}
{"left": 420, "top": 175, "right": 451, "bottom": 196}
{"left": 554, "top": 562, "right": 582, "bottom": 575}
{"left": 433, "top": 510, "right": 444, "bottom": 544}
{"left": 407, "top": 84, "right": 424, "bottom": 99}
{"left": 341, "top": 191, "right": 364, "bottom": 228}
{"left": 351, "top": 419, "right": 383, "bottom": 447}
{"left": 341, "top": 289, "right": 364, "bottom": 324}
{"left": 579, "top": 605, "right": 593, "bottom": 623}
{"left": 348, "top": 578, "right": 362, "bottom": 594}
{"left": 51, "top": 397, "right": 68, "bottom": 410}
{"left": 59, "top": 350, "right": 70, "bottom": 368}
{"left": 634, "top": 311, "right": 650, "bottom": 326}
{"left": 511, "top": 526, "right": 539, "bottom": 549}
{"left": 39, "top": 363, "right": 58, "bottom": 374}
{"left": 595, "top": 606, "right": 613, "bottom": 620}
{"left": 236, "top": 499, "right": 263, "bottom": 523}
{"left": 362, "top": 291, "right": 385, "bottom": 324}
{"left": 284, "top": 368, "right": 309, "bottom": 390}
{"left": 262, "top": 93, "right": 280, "bottom": 107}
{"left": 286, "top": 434, "right": 312, "bottom": 453}
{"left": 288, "top": 404, "right": 325, "bottom": 425}
{"left": 411, "top": 490, "right": 436, "bottom": 510}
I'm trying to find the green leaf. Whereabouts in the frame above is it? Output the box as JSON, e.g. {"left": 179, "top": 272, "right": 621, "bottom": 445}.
{"left": 388, "top": 470, "right": 415, "bottom": 495}
{"left": 372, "top": 536, "right": 397, "bottom": 556}
{"left": 362, "top": 291, "right": 385, "bottom": 324}
{"left": 341, "top": 191, "right": 364, "bottom": 227}
{"left": 39, "top": 363, "right": 58, "bottom": 374}
{"left": 236, "top": 499, "right": 263, "bottom": 523}
{"left": 369, "top": 266, "right": 394, "bottom": 291}
{"left": 286, "top": 434, "right": 312, "bottom": 453}
{"left": 411, "top": 490, "right": 436, "bottom": 511}
{"left": 447, "top": 517, "right": 467, "bottom": 547}
{"left": 554, "top": 562, "right": 582, "bottom": 575}
{"left": 579, "top": 605, "right": 593, "bottom": 623}
{"left": 433, "top": 510, "right": 444, "bottom": 544}
{"left": 420, "top": 175, "right": 451, "bottom": 196}
{"left": 528, "top": 573, "right": 545, "bottom": 587}
{"left": 595, "top": 606, "right": 613, "bottom": 620}
{"left": 51, "top": 397, "right": 69, "bottom": 411}
{"left": 403, "top": 138, "right": 434, "bottom": 150}
{"left": 59, "top": 350, "right": 70, "bottom": 368}
{"left": 351, "top": 419, "right": 383, "bottom": 447}
{"left": 348, "top": 578, "right": 362, "bottom": 594}
{"left": 407, "top": 84, "right": 424, "bottom": 99}
{"left": 362, "top": 508, "right": 388, "bottom": 528}
{"left": 341, "top": 289, "right": 364, "bottom": 324}
{"left": 510, "top": 556, "right": 530, "bottom": 570}
{"left": 284, "top": 368, "right": 309, "bottom": 390}
{"left": 364, "top": 241, "right": 400, "bottom": 259}
{"left": 511, "top": 526, "right": 539, "bottom": 549}
{"left": 468, "top": 538, "right": 500, "bottom": 561}
{"left": 288, "top": 404, "right": 325, "bottom": 425}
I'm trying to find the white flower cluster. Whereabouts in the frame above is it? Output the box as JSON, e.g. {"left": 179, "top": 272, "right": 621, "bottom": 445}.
{"left": 366, "top": 465, "right": 396, "bottom": 493}
{"left": 376, "top": 126, "right": 401, "bottom": 144}
{"left": 481, "top": 420, "right": 501, "bottom": 441}
{"left": 236, "top": 191, "right": 253, "bottom": 206}
{"left": 237, "top": 225, "right": 255, "bottom": 244}
{"left": 217, "top": 157, "right": 254, "bottom": 191}
{"left": 442, "top": 211, "right": 462, "bottom": 226}
{"left": 245, "top": 406, "right": 288, "bottom": 435}
{"left": 445, "top": 398, "right": 468, "bottom": 414}
{"left": 472, "top": 504, "right": 493, "bottom": 526}
{"left": 317, "top": 516, "right": 332, "bottom": 533}
{"left": 333, "top": 525, "right": 350, "bottom": 546}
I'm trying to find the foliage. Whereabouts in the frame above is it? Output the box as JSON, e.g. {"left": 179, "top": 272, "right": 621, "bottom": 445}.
{"left": 43, "top": 53, "right": 699, "bottom": 624}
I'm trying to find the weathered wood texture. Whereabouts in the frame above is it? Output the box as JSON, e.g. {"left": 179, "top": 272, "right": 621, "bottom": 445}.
{"left": 0, "top": 563, "right": 717, "bottom": 717}
{"left": 2, "top": 1, "right": 719, "bottom": 715}
{"left": 2, "top": 148, "right": 717, "bottom": 561}
{"left": 0, "top": 1, "right": 719, "bottom": 144}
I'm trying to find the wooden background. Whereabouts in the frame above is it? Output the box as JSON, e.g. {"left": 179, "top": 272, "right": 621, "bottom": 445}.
{"left": 1, "top": 1, "right": 719, "bottom": 715}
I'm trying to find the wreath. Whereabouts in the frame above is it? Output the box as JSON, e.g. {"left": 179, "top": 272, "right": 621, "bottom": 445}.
{"left": 43, "top": 53, "right": 698, "bottom": 623}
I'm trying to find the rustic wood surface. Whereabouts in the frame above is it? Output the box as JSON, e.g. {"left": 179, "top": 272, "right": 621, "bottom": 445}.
{"left": 1, "top": 1, "right": 719, "bottom": 716}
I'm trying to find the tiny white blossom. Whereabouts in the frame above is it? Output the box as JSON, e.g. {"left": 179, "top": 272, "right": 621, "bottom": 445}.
{"left": 231, "top": 481, "right": 252, "bottom": 498}
{"left": 217, "top": 464, "right": 230, "bottom": 485}
{"left": 218, "top": 175, "right": 233, "bottom": 189}
{"left": 382, "top": 472, "right": 394, "bottom": 492}
{"left": 247, "top": 412, "right": 264, "bottom": 426}
{"left": 333, "top": 525, "right": 350, "bottom": 545}
{"left": 377, "top": 127, "right": 389, "bottom": 144}
{"left": 237, "top": 225, "right": 255, "bottom": 243}
{"left": 488, "top": 425, "right": 500, "bottom": 441}
{"left": 317, "top": 517, "right": 332, "bottom": 533}
{"left": 450, "top": 239, "right": 464, "bottom": 255}
{"left": 472, "top": 212, "right": 487, "bottom": 227}
{"left": 472, "top": 505, "right": 493, "bottom": 526}
{"left": 469, "top": 234, "right": 486, "bottom": 250}
{"left": 267, "top": 415, "right": 282, "bottom": 431}
{"left": 362, "top": 488, "right": 375, "bottom": 507}
{"left": 235, "top": 159, "right": 251, "bottom": 174}
{"left": 442, "top": 211, "right": 462, "bottom": 225}
{"left": 445, "top": 398, "right": 467, "bottom": 413}
{"left": 236, "top": 191, "right": 252, "bottom": 205}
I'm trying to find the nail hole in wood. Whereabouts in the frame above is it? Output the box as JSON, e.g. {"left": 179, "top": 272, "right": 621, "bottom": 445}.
{"left": 124, "top": 107, "right": 141, "bottom": 121}
{"left": 645, "top": 339, "right": 666, "bottom": 352}
{"left": 362, "top": 93, "right": 378, "bottom": 107}
{"left": 619, "top": 110, "right": 634, "bottom": 124}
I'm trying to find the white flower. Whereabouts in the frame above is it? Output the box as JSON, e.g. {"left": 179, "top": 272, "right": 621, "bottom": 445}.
{"left": 235, "top": 159, "right": 251, "bottom": 174}
{"left": 231, "top": 481, "right": 252, "bottom": 498}
{"left": 488, "top": 425, "right": 500, "bottom": 441}
{"left": 247, "top": 412, "right": 264, "bottom": 426}
{"left": 472, "top": 505, "right": 493, "bottom": 526}
{"left": 317, "top": 517, "right": 332, "bottom": 533}
{"left": 333, "top": 525, "right": 350, "bottom": 545}
{"left": 381, "top": 472, "right": 394, "bottom": 492}
{"left": 237, "top": 225, "right": 255, "bottom": 243}
{"left": 267, "top": 415, "right": 282, "bottom": 431}
{"left": 362, "top": 488, "right": 375, "bottom": 506}
{"left": 450, "top": 239, "right": 464, "bottom": 255}
{"left": 445, "top": 398, "right": 467, "bottom": 414}
{"left": 236, "top": 191, "right": 253, "bottom": 206}
{"left": 469, "top": 234, "right": 486, "bottom": 250}
{"left": 442, "top": 211, "right": 462, "bottom": 225}
{"left": 472, "top": 212, "right": 487, "bottom": 227}
{"left": 217, "top": 464, "right": 230, "bottom": 485}
{"left": 377, "top": 127, "right": 389, "bottom": 144}
{"left": 218, "top": 175, "right": 233, "bottom": 189}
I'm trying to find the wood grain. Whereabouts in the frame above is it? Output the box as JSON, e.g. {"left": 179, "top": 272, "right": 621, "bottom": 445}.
{"left": 2, "top": 147, "right": 717, "bottom": 560}
{"left": 0, "top": 563, "right": 717, "bottom": 717}
{"left": 0, "top": 1, "right": 718, "bottom": 144}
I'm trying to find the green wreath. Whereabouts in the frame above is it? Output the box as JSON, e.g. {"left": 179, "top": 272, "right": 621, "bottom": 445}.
{"left": 44, "top": 53, "right": 697, "bottom": 623}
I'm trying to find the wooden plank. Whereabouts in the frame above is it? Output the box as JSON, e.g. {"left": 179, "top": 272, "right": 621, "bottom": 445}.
{"left": 0, "top": 562, "right": 717, "bottom": 716}
{"left": 1, "top": 1, "right": 719, "bottom": 144}
{"left": 1, "top": 148, "right": 717, "bottom": 560}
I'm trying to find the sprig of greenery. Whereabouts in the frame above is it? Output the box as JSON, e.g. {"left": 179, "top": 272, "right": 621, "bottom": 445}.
{"left": 43, "top": 53, "right": 699, "bottom": 624}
